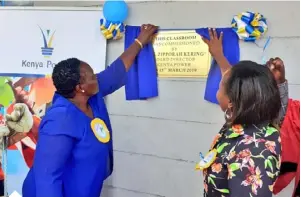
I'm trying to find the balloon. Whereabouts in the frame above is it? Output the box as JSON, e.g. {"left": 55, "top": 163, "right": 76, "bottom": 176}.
{"left": 103, "top": 0, "right": 128, "bottom": 23}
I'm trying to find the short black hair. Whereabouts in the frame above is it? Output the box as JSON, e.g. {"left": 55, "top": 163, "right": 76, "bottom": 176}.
{"left": 225, "top": 60, "right": 281, "bottom": 125}
{"left": 52, "top": 58, "right": 81, "bottom": 98}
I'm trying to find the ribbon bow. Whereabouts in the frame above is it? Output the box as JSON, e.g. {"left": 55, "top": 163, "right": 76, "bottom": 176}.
{"left": 231, "top": 11, "right": 268, "bottom": 42}
{"left": 100, "top": 19, "right": 125, "bottom": 40}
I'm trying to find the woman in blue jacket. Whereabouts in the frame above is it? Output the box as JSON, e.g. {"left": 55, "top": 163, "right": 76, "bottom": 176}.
{"left": 22, "top": 24, "right": 157, "bottom": 197}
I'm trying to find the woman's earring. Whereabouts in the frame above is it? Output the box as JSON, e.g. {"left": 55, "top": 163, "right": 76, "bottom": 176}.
{"left": 224, "top": 108, "right": 233, "bottom": 121}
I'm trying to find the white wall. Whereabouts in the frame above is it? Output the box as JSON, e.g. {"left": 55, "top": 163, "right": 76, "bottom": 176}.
{"left": 36, "top": 1, "right": 301, "bottom": 197}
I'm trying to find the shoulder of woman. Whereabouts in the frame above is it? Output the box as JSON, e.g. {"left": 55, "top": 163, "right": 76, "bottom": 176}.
{"left": 39, "top": 106, "right": 84, "bottom": 138}
{"left": 223, "top": 124, "right": 280, "bottom": 148}
{"left": 234, "top": 124, "right": 281, "bottom": 153}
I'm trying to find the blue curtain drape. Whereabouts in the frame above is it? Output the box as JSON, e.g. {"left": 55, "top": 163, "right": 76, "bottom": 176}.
{"left": 124, "top": 25, "right": 158, "bottom": 100}
{"left": 195, "top": 28, "right": 240, "bottom": 104}
{"left": 124, "top": 26, "right": 240, "bottom": 104}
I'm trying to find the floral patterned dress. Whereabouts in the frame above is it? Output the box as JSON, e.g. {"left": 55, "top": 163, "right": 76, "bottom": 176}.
{"left": 201, "top": 123, "right": 281, "bottom": 197}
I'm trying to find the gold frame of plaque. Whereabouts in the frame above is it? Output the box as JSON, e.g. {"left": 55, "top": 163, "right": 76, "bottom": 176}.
{"left": 152, "top": 30, "right": 211, "bottom": 78}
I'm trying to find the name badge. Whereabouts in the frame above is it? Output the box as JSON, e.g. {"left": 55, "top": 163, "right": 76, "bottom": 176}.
{"left": 195, "top": 149, "right": 217, "bottom": 171}
{"left": 90, "top": 118, "right": 110, "bottom": 143}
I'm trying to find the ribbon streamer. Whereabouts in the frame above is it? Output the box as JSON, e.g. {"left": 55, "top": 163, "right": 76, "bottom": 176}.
{"left": 261, "top": 36, "right": 271, "bottom": 64}
{"left": 100, "top": 18, "right": 125, "bottom": 40}
{"left": 231, "top": 11, "right": 268, "bottom": 42}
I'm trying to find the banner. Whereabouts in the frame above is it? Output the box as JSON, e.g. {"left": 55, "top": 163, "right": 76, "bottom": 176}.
{"left": 0, "top": 7, "right": 107, "bottom": 196}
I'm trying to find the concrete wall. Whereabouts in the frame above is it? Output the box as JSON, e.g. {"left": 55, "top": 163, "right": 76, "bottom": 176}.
{"left": 36, "top": 1, "right": 301, "bottom": 197}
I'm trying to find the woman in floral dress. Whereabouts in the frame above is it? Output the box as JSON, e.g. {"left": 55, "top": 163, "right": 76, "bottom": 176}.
{"left": 197, "top": 29, "right": 282, "bottom": 197}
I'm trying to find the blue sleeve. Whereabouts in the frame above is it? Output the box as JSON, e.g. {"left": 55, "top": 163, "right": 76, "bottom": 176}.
{"left": 33, "top": 133, "right": 75, "bottom": 197}
{"left": 97, "top": 58, "right": 127, "bottom": 97}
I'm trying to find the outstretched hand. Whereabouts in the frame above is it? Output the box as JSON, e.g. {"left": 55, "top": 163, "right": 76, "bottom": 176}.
{"left": 202, "top": 28, "right": 231, "bottom": 74}
{"left": 202, "top": 28, "right": 224, "bottom": 58}
{"left": 137, "top": 24, "right": 158, "bottom": 46}
{"left": 266, "top": 57, "right": 286, "bottom": 84}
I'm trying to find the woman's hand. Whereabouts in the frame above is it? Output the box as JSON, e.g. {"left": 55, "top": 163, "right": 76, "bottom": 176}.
{"left": 202, "top": 28, "right": 224, "bottom": 59}
{"left": 202, "top": 28, "right": 230, "bottom": 74}
{"left": 137, "top": 24, "right": 158, "bottom": 46}
{"left": 120, "top": 24, "right": 158, "bottom": 71}
{"left": 266, "top": 57, "right": 286, "bottom": 84}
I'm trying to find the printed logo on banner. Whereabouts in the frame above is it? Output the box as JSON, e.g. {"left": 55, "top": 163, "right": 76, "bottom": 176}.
{"left": 21, "top": 26, "right": 57, "bottom": 70}
{"left": 39, "top": 26, "right": 56, "bottom": 58}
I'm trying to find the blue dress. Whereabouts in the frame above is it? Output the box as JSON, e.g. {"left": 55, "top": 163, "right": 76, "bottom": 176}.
{"left": 22, "top": 58, "right": 126, "bottom": 197}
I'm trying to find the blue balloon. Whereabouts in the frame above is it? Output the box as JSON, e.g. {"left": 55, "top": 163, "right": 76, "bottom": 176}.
{"left": 103, "top": 0, "right": 128, "bottom": 23}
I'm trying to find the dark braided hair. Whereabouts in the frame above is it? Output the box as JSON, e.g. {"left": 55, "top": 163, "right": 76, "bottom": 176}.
{"left": 52, "top": 58, "right": 81, "bottom": 98}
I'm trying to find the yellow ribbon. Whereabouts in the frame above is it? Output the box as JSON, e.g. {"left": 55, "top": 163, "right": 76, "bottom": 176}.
{"left": 231, "top": 11, "right": 268, "bottom": 42}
